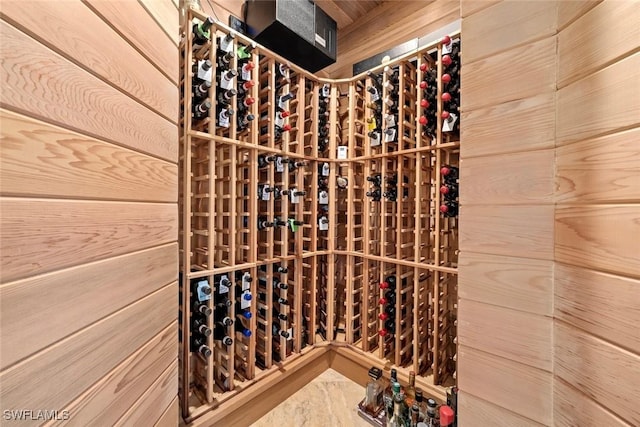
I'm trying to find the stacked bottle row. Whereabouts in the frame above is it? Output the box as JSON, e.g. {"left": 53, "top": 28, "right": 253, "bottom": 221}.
{"left": 359, "top": 368, "right": 458, "bottom": 427}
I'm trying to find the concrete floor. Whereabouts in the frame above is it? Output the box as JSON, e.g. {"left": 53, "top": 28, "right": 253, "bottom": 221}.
{"left": 250, "top": 369, "right": 372, "bottom": 427}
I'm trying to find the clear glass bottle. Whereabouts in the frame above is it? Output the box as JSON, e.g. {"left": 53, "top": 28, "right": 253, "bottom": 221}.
{"left": 383, "top": 369, "right": 398, "bottom": 423}
{"left": 415, "top": 389, "right": 427, "bottom": 422}
{"left": 364, "top": 367, "right": 385, "bottom": 416}
{"left": 405, "top": 371, "right": 416, "bottom": 407}
{"left": 410, "top": 403, "right": 420, "bottom": 427}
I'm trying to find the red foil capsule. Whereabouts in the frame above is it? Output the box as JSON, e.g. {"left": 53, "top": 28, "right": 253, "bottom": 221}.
{"left": 378, "top": 312, "right": 389, "bottom": 320}
{"left": 440, "top": 204, "right": 449, "bottom": 213}
{"left": 379, "top": 297, "right": 388, "bottom": 305}
{"left": 442, "top": 111, "right": 451, "bottom": 119}
{"left": 442, "top": 92, "right": 452, "bottom": 102}
{"left": 442, "top": 73, "right": 452, "bottom": 84}
{"left": 380, "top": 281, "right": 389, "bottom": 289}
{"left": 442, "top": 55, "right": 452, "bottom": 66}
{"left": 442, "top": 35, "right": 452, "bottom": 45}
{"left": 419, "top": 116, "right": 428, "bottom": 125}
{"left": 419, "top": 63, "right": 428, "bottom": 72}
{"left": 419, "top": 81, "right": 428, "bottom": 89}
{"left": 379, "top": 329, "right": 388, "bottom": 337}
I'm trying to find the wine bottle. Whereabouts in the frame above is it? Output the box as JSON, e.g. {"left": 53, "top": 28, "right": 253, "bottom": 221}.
{"left": 193, "top": 316, "right": 212, "bottom": 337}
{"left": 218, "top": 69, "right": 238, "bottom": 87}
{"left": 217, "top": 108, "right": 234, "bottom": 128}
{"left": 193, "top": 80, "right": 211, "bottom": 101}
{"left": 258, "top": 154, "right": 276, "bottom": 168}
{"left": 259, "top": 306, "right": 288, "bottom": 321}
{"left": 236, "top": 42, "right": 255, "bottom": 60}
{"left": 193, "top": 300, "right": 212, "bottom": 316}
{"left": 237, "top": 113, "right": 255, "bottom": 132}
{"left": 235, "top": 321, "right": 252, "bottom": 337}
{"left": 216, "top": 297, "right": 232, "bottom": 310}
{"left": 440, "top": 165, "right": 459, "bottom": 182}
{"left": 274, "top": 265, "right": 288, "bottom": 273}
{"left": 192, "top": 60, "right": 212, "bottom": 85}
{"left": 215, "top": 314, "right": 234, "bottom": 328}
{"left": 440, "top": 182, "right": 458, "bottom": 198}
{"left": 367, "top": 174, "right": 382, "bottom": 187}
{"left": 288, "top": 160, "right": 306, "bottom": 171}
{"left": 337, "top": 176, "right": 348, "bottom": 190}
{"left": 273, "top": 323, "right": 290, "bottom": 339}
{"left": 257, "top": 216, "right": 274, "bottom": 230}
{"left": 217, "top": 51, "right": 234, "bottom": 70}
{"left": 235, "top": 303, "right": 252, "bottom": 320}
{"left": 217, "top": 88, "right": 237, "bottom": 105}
{"left": 192, "top": 98, "right": 211, "bottom": 120}
{"left": 273, "top": 217, "right": 288, "bottom": 227}
{"left": 214, "top": 325, "right": 233, "bottom": 345}
{"left": 237, "top": 80, "right": 255, "bottom": 98}
{"left": 192, "top": 336, "right": 212, "bottom": 357}
{"left": 192, "top": 17, "right": 214, "bottom": 49}
{"left": 440, "top": 200, "right": 458, "bottom": 217}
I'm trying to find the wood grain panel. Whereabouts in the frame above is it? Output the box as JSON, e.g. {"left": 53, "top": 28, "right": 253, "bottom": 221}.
{"left": 557, "top": 53, "right": 640, "bottom": 145}
{"left": 460, "top": 0, "right": 501, "bottom": 18}
{"left": 0, "top": 243, "right": 177, "bottom": 369}
{"left": 138, "top": 0, "right": 178, "bottom": 45}
{"left": 458, "top": 390, "right": 545, "bottom": 427}
{"left": 1, "top": 0, "right": 177, "bottom": 120}
{"left": 555, "top": 322, "right": 640, "bottom": 425}
{"left": 555, "top": 263, "right": 640, "bottom": 354}
{"left": 460, "top": 93, "right": 555, "bottom": 157}
{"left": 0, "top": 198, "right": 177, "bottom": 283}
{"left": 460, "top": 149, "right": 554, "bottom": 205}
{"left": 558, "top": 1, "right": 640, "bottom": 87}
{"left": 462, "top": 37, "right": 556, "bottom": 111}
{"left": 458, "top": 345, "right": 553, "bottom": 425}
{"left": 556, "top": 127, "right": 640, "bottom": 204}
{"left": 154, "top": 397, "right": 179, "bottom": 427}
{"left": 83, "top": 0, "right": 178, "bottom": 84}
{"left": 47, "top": 325, "right": 177, "bottom": 427}
{"left": 458, "top": 299, "right": 552, "bottom": 370}
{"left": 0, "top": 110, "right": 177, "bottom": 202}
{"left": 554, "top": 378, "right": 633, "bottom": 427}
{"left": 558, "top": 1, "right": 640, "bottom": 88}
{"left": 115, "top": 361, "right": 178, "bottom": 427}
{"left": 0, "top": 20, "right": 177, "bottom": 162}
{"left": 460, "top": 205, "right": 554, "bottom": 260}
{"left": 462, "top": 0, "right": 556, "bottom": 64}
{"left": 557, "top": 0, "right": 601, "bottom": 31}
{"left": 458, "top": 252, "right": 553, "bottom": 315}
{"left": 555, "top": 205, "right": 640, "bottom": 278}
{"left": 0, "top": 284, "right": 177, "bottom": 425}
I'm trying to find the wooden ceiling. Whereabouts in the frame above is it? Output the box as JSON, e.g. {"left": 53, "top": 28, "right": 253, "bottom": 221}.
{"left": 314, "top": 0, "right": 385, "bottom": 28}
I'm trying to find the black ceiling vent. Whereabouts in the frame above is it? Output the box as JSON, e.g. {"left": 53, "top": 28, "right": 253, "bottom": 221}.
{"left": 245, "top": 0, "right": 337, "bottom": 72}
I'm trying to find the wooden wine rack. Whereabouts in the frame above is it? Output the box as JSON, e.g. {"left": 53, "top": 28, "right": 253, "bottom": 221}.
{"left": 180, "top": 8, "right": 460, "bottom": 423}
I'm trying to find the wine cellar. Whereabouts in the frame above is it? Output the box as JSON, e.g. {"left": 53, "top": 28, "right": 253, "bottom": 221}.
{"left": 180, "top": 6, "right": 461, "bottom": 423}
{"left": 1, "top": 1, "right": 637, "bottom": 426}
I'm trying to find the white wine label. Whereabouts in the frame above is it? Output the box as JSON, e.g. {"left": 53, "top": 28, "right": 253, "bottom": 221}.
{"left": 242, "top": 273, "right": 251, "bottom": 291}
{"left": 220, "top": 75, "right": 234, "bottom": 90}
{"left": 319, "top": 216, "right": 329, "bottom": 231}
{"left": 197, "top": 60, "right": 212, "bottom": 83}
{"left": 241, "top": 67, "right": 252, "bottom": 81}
{"left": 319, "top": 190, "right": 329, "bottom": 204}
{"left": 218, "top": 109, "right": 230, "bottom": 128}
{"left": 276, "top": 157, "right": 285, "bottom": 172}
{"left": 291, "top": 192, "right": 300, "bottom": 204}
{"left": 287, "top": 327, "right": 294, "bottom": 341}
{"left": 337, "top": 146, "right": 348, "bottom": 159}
{"left": 261, "top": 184, "right": 271, "bottom": 201}
{"left": 385, "top": 114, "right": 396, "bottom": 128}
{"left": 197, "top": 279, "right": 211, "bottom": 302}
{"left": 442, "top": 41, "right": 453, "bottom": 55}
{"left": 218, "top": 275, "right": 230, "bottom": 294}
{"left": 322, "top": 163, "right": 330, "bottom": 176}
{"left": 442, "top": 113, "right": 458, "bottom": 132}
{"left": 370, "top": 87, "right": 380, "bottom": 102}
{"left": 384, "top": 128, "right": 397, "bottom": 143}
{"left": 278, "top": 97, "right": 288, "bottom": 111}
{"left": 219, "top": 34, "right": 234, "bottom": 53}
{"left": 240, "top": 291, "right": 251, "bottom": 309}
{"left": 322, "top": 84, "right": 331, "bottom": 98}
{"left": 275, "top": 114, "right": 285, "bottom": 128}
{"left": 370, "top": 132, "right": 381, "bottom": 147}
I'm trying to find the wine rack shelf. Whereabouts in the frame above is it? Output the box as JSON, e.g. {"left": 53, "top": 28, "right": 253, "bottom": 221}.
{"left": 180, "top": 8, "right": 460, "bottom": 422}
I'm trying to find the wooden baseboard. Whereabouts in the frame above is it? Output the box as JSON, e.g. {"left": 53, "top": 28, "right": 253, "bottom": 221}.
{"left": 185, "top": 343, "right": 448, "bottom": 426}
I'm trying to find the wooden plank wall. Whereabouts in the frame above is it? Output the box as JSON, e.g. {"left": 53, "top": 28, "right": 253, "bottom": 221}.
{"left": 0, "top": 1, "right": 179, "bottom": 426}
{"left": 554, "top": 1, "right": 640, "bottom": 425}
{"left": 325, "top": 0, "right": 460, "bottom": 78}
{"left": 457, "top": 1, "right": 557, "bottom": 425}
